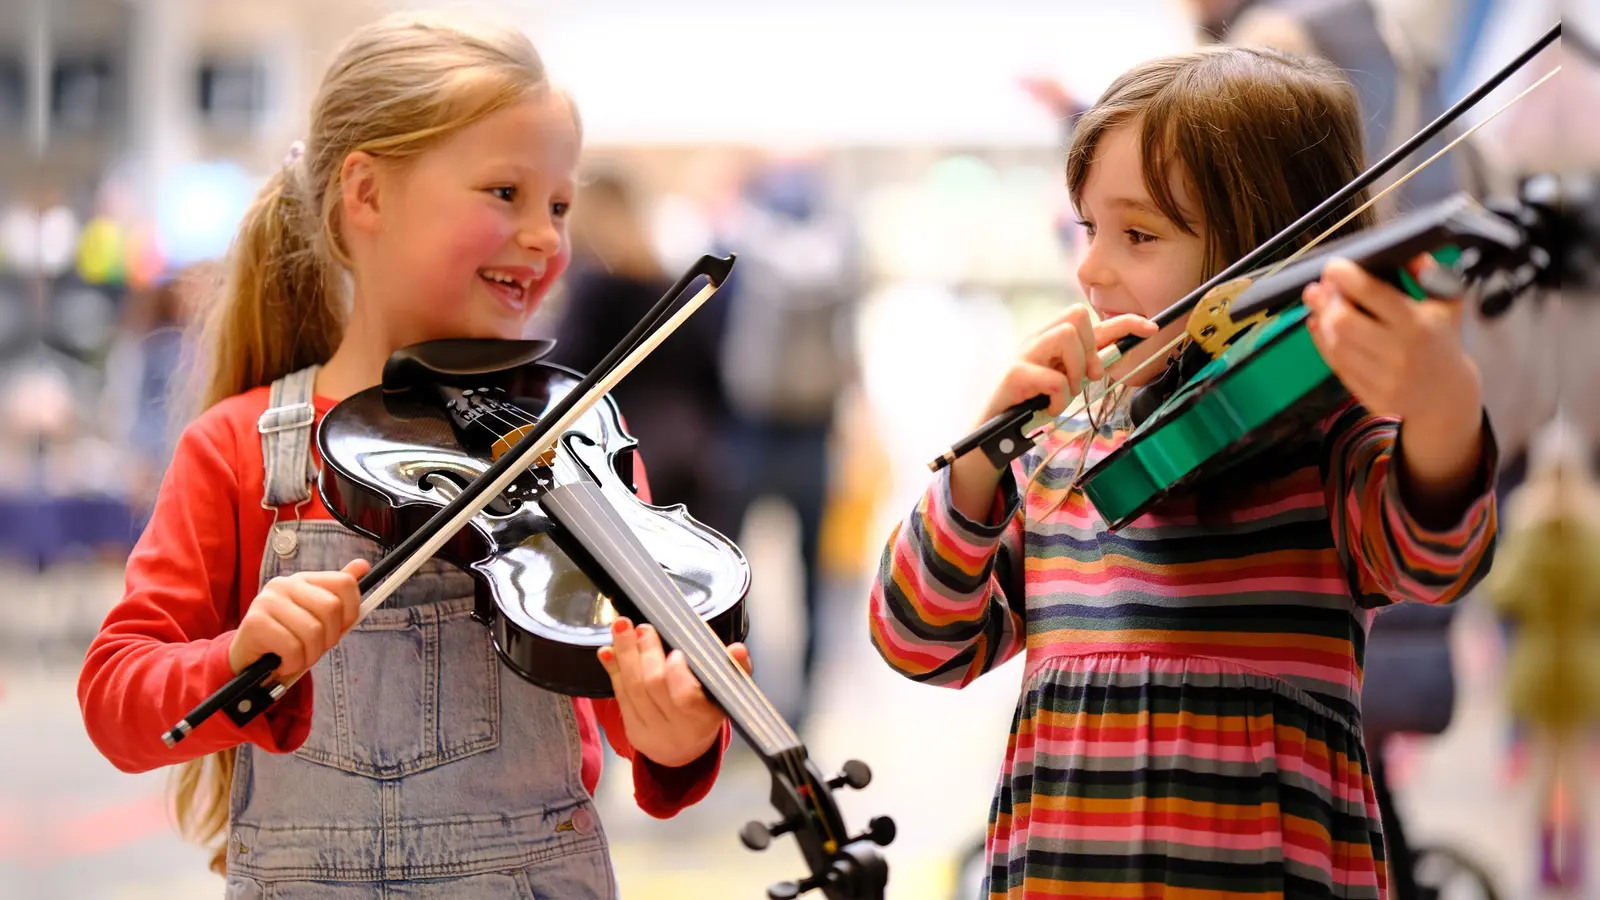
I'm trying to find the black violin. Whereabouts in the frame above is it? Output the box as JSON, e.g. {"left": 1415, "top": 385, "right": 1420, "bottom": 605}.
{"left": 317, "top": 338, "right": 751, "bottom": 696}
{"left": 160, "top": 254, "right": 895, "bottom": 899}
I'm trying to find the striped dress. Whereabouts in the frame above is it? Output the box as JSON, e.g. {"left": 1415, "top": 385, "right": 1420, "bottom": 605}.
{"left": 870, "top": 400, "right": 1498, "bottom": 899}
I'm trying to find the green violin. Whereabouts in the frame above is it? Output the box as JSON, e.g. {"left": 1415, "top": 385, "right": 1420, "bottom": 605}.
{"left": 1079, "top": 193, "right": 1530, "bottom": 530}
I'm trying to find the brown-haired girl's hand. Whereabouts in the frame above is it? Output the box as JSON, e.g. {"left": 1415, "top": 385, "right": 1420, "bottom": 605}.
{"left": 979, "top": 306, "right": 1159, "bottom": 424}
{"left": 1304, "top": 253, "right": 1490, "bottom": 513}
{"left": 598, "top": 618, "right": 753, "bottom": 769}
{"left": 228, "top": 559, "right": 371, "bottom": 679}
{"left": 1303, "top": 254, "right": 1482, "bottom": 428}
{"left": 946, "top": 306, "right": 1158, "bottom": 524}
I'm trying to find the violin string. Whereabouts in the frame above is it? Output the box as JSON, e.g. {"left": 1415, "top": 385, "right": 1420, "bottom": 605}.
{"left": 1021, "top": 64, "right": 1563, "bottom": 496}
{"left": 545, "top": 445, "right": 801, "bottom": 755}
{"left": 474, "top": 402, "right": 799, "bottom": 758}
{"left": 477, "top": 404, "right": 800, "bottom": 782}
{"left": 448, "top": 365, "right": 790, "bottom": 749}
{"left": 474, "top": 403, "right": 777, "bottom": 735}
{"left": 517, "top": 422, "right": 821, "bottom": 841}
{"left": 462, "top": 378, "right": 829, "bottom": 833}
{"left": 530, "top": 439, "right": 826, "bottom": 833}
{"left": 348, "top": 279, "right": 723, "bottom": 628}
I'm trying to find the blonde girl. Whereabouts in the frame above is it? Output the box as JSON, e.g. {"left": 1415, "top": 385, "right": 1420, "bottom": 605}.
{"left": 79, "top": 11, "right": 748, "bottom": 897}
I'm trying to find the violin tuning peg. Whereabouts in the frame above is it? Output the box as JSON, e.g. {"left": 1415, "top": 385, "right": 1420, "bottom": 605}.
{"left": 852, "top": 815, "right": 897, "bottom": 847}
{"left": 741, "top": 818, "right": 794, "bottom": 852}
{"left": 740, "top": 821, "right": 772, "bottom": 851}
{"left": 1479, "top": 286, "right": 1516, "bottom": 319}
{"left": 767, "top": 874, "right": 824, "bottom": 900}
{"left": 827, "top": 759, "right": 872, "bottom": 791}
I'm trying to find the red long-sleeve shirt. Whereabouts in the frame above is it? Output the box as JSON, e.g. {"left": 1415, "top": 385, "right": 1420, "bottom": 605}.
{"left": 78, "top": 386, "right": 729, "bottom": 817}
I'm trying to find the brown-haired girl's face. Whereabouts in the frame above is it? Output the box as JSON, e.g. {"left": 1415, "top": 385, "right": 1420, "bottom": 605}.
{"left": 352, "top": 90, "right": 580, "bottom": 342}
{"left": 1074, "top": 122, "right": 1207, "bottom": 384}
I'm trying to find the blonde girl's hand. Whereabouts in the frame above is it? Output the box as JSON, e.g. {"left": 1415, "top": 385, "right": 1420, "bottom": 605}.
{"left": 228, "top": 559, "right": 371, "bottom": 680}
{"left": 979, "top": 306, "right": 1159, "bottom": 424}
{"left": 598, "top": 618, "right": 752, "bottom": 769}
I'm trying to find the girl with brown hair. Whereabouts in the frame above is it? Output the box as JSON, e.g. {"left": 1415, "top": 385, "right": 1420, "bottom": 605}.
{"left": 76, "top": 10, "right": 748, "bottom": 897}
{"left": 871, "top": 45, "right": 1498, "bottom": 898}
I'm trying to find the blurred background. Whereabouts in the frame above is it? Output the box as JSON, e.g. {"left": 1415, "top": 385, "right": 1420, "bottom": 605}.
{"left": 0, "top": 0, "right": 1593, "bottom": 897}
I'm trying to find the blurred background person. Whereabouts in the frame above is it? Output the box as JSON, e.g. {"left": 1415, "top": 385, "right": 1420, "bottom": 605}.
{"left": 545, "top": 170, "right": 733, "bottom": 527}
{"left": 709, "top": 152, "right": 864, "bottom": 733}
{"left": 100, "top": 260, "right": 213, "bottom": 517}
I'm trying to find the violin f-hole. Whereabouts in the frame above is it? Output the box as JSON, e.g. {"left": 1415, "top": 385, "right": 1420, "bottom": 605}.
{"left": 421, "top": 470, "right": 523, "bottom": 517}
{"left": 555, "top": 430, "right": 640, "bottom": 496}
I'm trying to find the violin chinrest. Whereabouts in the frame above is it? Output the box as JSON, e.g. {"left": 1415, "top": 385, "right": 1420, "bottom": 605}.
{"left": 382, "top": 339, "right": 558, "bottom": 391}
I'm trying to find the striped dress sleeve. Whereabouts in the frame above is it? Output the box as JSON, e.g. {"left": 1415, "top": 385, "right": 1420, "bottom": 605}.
{"left": 868, "top": 463, "right": 1028, "bottom": 689}
{"left": 1321, "top": 400, "right": 1500, "bottom": 607}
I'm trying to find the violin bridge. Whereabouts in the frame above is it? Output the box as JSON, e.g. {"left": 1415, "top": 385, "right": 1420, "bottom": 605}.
{"left": 1185, "top": 277, "right": 1269, "bottom": 357}
{"left": 491, "top": 424, "right": 538, "bottom": 461}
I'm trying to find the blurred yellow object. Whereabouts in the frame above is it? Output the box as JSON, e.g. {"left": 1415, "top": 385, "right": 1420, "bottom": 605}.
{"left": 1482, "top": 449, "right": 1600, "bottom": 739}
{"left": 820, "top": 389, "right": 893, "bottom": 578}
{"left": 76, "top": 216, "right": 126, "bottom": 285}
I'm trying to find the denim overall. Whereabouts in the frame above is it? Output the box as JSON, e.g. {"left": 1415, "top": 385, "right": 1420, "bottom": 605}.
{"left": 224, "top": 366, "right": 617, "bottom": 899}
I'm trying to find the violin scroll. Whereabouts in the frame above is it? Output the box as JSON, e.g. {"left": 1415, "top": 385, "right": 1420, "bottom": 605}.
{"left": 1477, "top": 171, "right": 1600, "bottom": 317}
{"left": 765, "top": 840, "right": 893, "bottom": 900}
{"left": 748, "top": 756, "right": 894, "bottom": 900}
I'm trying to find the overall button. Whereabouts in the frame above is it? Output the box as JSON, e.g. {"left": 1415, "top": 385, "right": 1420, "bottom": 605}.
{"left": 571, "top": 807, "right": 595, "bottom": 835}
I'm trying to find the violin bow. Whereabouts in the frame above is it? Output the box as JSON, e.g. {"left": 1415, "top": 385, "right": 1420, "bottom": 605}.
{"left": 162, "top": 254, "right": 735, "bottom": 745}
{"left": 930, "top": 21, "right": 1563, "bottom": 474}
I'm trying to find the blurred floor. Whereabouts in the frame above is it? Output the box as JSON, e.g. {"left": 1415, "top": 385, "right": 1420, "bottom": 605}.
{"left": 1, "top": 512, "right": 1595, "bottom": 900}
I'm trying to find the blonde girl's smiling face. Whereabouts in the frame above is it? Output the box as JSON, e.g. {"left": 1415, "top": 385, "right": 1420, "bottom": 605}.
{"left": 345, "top": 89, "right": 581, "bottom": 342}
{"left": 1073, "top": 121, "right": 1208, "bottom": 383}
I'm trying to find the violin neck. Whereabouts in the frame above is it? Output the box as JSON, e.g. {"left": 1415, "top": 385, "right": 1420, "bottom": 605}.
{"left": 539, "top": 475, "right": 802, "bottom": 761}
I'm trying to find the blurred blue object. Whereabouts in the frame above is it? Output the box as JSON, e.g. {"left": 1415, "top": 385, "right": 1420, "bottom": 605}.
{"left": 744, "top": 159, "right": 825, "bottom": 221}
{"left": 1441, "top": 0, "right": 1497, "bottom": 102}
{"left": 0, "top": 495, "right": 137, "bottom": 569}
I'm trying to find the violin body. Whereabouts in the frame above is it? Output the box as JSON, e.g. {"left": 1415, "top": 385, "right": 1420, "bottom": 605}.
{"left": 316, "top": 340, "right": 752, "bottom": 697}
{"left": 1080, "top": 193, "right": 1530, "bottom": 531}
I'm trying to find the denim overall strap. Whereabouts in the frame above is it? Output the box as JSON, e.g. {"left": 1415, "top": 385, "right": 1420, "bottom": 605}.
{"left": 223, "top": 369, "right": 618, "bottom": 899}
{"left": 257, "top": 364, "right": 319, "bottom": 558}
